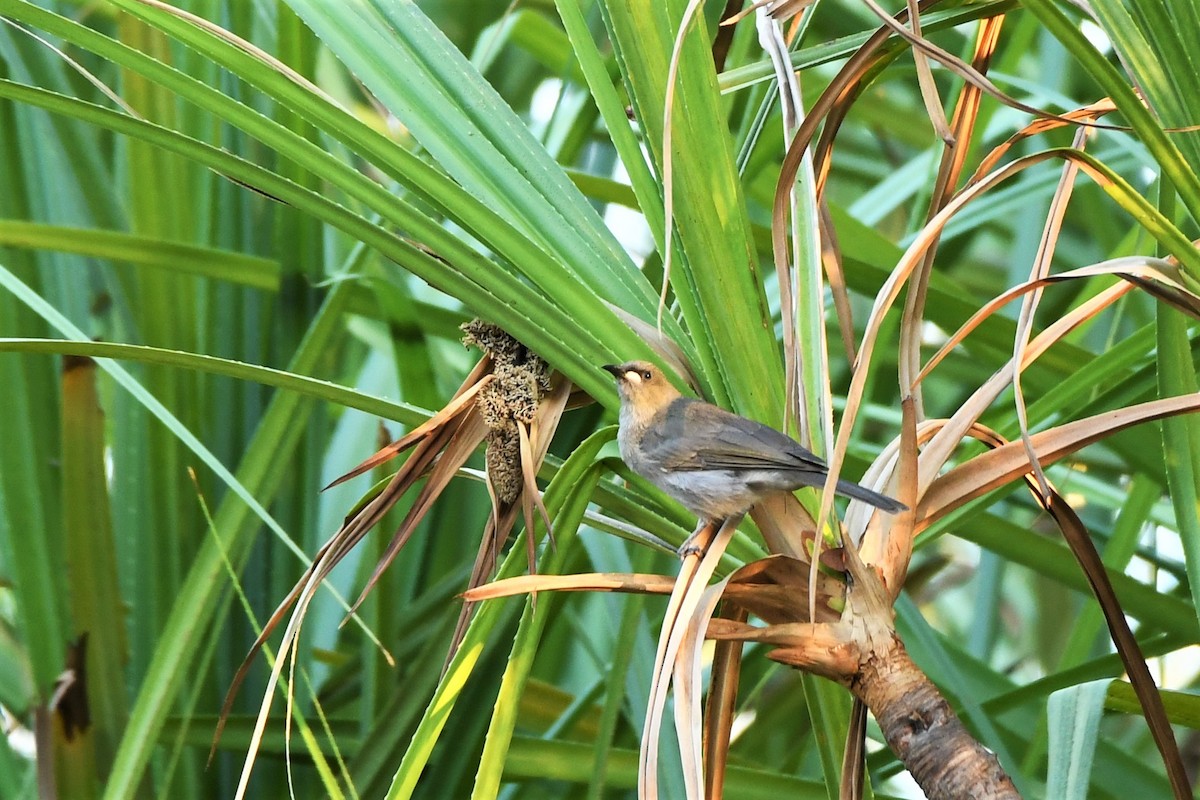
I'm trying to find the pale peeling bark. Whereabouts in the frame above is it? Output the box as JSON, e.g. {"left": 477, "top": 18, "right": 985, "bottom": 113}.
{"left": 851, "top": 633, "right": 1019, "bottom": 800}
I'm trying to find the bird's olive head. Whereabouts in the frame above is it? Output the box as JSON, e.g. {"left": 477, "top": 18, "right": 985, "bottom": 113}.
{"left": 602, "top": 361, "right": 681, "bottom": 416}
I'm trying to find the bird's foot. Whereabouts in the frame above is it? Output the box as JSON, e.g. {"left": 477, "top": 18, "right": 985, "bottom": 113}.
{"left": 676, "top": 520, "right": 716, "bottom": 559}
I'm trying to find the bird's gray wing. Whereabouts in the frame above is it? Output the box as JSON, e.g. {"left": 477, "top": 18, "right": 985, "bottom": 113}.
{"left": 638, "top": 398, "right": 827, "bottom": 473}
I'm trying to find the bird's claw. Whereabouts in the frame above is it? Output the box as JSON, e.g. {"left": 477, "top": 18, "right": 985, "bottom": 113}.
{"left": 676, "top": 520, "right": 717, "bottom": 559}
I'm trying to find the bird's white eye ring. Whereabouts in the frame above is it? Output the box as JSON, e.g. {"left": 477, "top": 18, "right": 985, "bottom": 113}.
{"left": 641, "top": 370, "right": 652, "bottom": 381}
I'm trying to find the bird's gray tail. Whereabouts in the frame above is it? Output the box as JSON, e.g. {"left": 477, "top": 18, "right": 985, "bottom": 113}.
{"left": 834, "top": 478, "right": 906, "bottom": 513}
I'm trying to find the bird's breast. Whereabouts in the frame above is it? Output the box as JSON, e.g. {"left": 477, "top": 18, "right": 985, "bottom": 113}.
{"left": 655, "top": 468, "right": 765, "bottom": 520}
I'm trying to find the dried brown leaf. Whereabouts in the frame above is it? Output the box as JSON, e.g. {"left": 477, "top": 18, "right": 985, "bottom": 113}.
{"left": 917, "top": 276, "right": 1139, "bottom": 494}
{"left": 214, "top": 434, "right": 439, "bottom": 761}
{"left": 449, "top": 373, "right": 572, "bottom": 657}
{"left": 347, "top": 408, "right": 490, "bottom": 617}
{"left": 675, "top": 578, "right": 731, "bottom": 800}
{"left": 900, "top": 15, "right": 1004, "bottom": 412}
{"left": 763, "top": 0, "right": 817, "bottom": 22}
{"left": 748, "top": 466, "right": 815, "bottom": 559}
{"left": 462, "top": 554, "right": 846, "bottom": 623}
{"left": 774, "top": 6, "right": 1126, "bottom": 465}
{"left": 217, "top": 359, "right": 496, "bottom": 785}
{"left": 1013, "top": 123, "right": 1092, "bottom": 501}
{"left": 905, "top": 0, "right": 954, "bottom": 145}
{"left": 857, "top": 0, "right": 1127, "bottom": 135}
{"left": 461, "top": 571, "right": 680, "bottom": 601}
{"left": 703, "top": 604, "right": 747, "bottom": 800}
{"left": 821, "top": 150, "right": 1123, "bottom": 504}
{"left": 841, "top": 699, "right": 868, "bottom": 800}
{"left": 1035, "top": 488, "right": 1190, "bottom": 799}
{"left": 918, "top": 394, "right": 1200, "bottom": 526}
{"left": 923, "top": 425, "right": 1190, "bottom": 798}
{"left": 790, "top": 3, "right": 1014, "bottom": 611}
{"left": 915, "top": 261, "right": 1177, "bottom": 383}
{"left": 875, "top": 396, "right": 920, "bottom": 598}
{"left": 641, "top": 519, "right": 736, "bottom": 800}
{"left": 705, "top": 619, "right": 857, "bottom": 678}
{"left": 757, "top": 4, "right": 815, "bottom": 437}
{"left": 517, "top": 420, "right": 541, "bottom": 575}
{"left": 516, "top": 422, "right": 552, "bottom": 546}
{"left": 970, "top": 98, "right": 1117, "bottom": 185}
{"left": 821, "top": 203, "right": 857, "bottom": 364}
{"left": 722, "top": 554, "right": 843, "bottom": 624}
{"left": 324, "top": 359, "right": 492, "bottom": 488}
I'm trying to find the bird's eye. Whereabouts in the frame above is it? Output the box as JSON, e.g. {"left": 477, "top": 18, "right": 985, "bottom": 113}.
{"left": 642, "top": 370, "right": 653, "bottom": 381}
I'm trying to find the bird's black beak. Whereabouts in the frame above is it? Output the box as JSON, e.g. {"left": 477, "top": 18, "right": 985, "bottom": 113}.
{"left": 601, "top": 364, "right": 624, "bottom": 380}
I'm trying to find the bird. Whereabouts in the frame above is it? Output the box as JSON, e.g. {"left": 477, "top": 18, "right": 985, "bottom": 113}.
{"left": 603, "top": 360, "right": 905, "bottom": 554}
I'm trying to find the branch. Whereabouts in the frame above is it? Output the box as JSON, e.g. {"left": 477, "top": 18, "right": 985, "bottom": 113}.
{"left": 851, "top": 634, "right": 1020, "bottom": 800}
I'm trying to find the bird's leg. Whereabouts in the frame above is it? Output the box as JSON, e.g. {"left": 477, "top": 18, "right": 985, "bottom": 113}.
{"left": 677, "top": 518, "right": 719, "bottom": 559}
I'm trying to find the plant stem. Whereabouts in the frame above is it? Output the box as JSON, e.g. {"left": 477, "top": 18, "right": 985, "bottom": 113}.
{"left": 852, "top": 634, "right": 1021, "bottom": 800}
